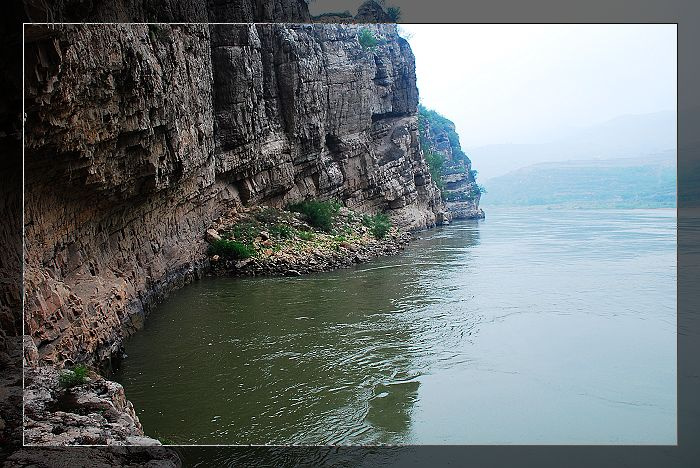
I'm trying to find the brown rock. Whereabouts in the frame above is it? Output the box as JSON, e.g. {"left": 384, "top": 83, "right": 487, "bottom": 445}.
{"left": 205, "top": 229, "right": 222, "bottom": 243}
{"left": 24, "top": 23, "right": 449, "bottom": 374}
{"left": 234, "top": 258, "right": 253, "bottom": 269}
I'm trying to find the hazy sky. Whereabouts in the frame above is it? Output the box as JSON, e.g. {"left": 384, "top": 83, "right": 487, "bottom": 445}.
{"left": 401, "top": 24, "right": 676, "bottom": 147}
{"left": 309, "top": 3, "right": 676, "bottom": 147}
{"left": 308, "top": 1, "right": 677, "bottom": 168}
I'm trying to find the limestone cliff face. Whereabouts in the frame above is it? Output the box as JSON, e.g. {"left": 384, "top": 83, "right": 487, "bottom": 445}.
{"left": 24, "top": 24, "right": 219, "bottom": 368}
{"left": 418, "top": 106, "right": 485, "bottom": 219}
{"left": 24, "top": 23, "right": 447, "bottom": 367}
{"left": 212, "top": 24, "right": 444, "bottom": 227}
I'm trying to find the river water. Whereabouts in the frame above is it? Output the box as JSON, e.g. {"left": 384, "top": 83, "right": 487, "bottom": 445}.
{"left": 114, "top": 207, "right": 676, "bottom": 445}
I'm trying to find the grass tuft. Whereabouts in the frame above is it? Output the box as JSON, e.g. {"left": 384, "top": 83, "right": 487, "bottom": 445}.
{"left": 297, "top": 230, "right": 315, "bottom": 241}
{"left": 59, "top": 364, "right": 89, "bottom": 389}
{"left": 358, "top": 28, "right": 378, "bottom": 50}
{"left": 208, "top": 239, "right": 254, "bottom": 259}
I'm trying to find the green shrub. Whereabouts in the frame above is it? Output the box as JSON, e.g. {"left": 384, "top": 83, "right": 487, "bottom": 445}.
{"left": 270, "top": 224, "right": 293, "bottom": 239}
{"left": 287, "top": 200, "right": 341, "bottom": 232}
{"left": 362, "top": 213, "right": 392, "bottom": 239}
{"left": 228, "top": 222, "right": 260, "bottom": 244}
{"left": 386, "top": 6, "right": 401, "bottom": 22}
{"left": 297, "top": 230, "right": 315, "bottom": 241}
{"left": 358, "top": 28, "right": 378, "bottom": 50}
{"left": 208, "top": 239, "right": 254, "bottom": 259}
{"left": 59, "top": 364, "right": 88, "bottom": 389}
{"left": 370, "top": 214, "right": 391, "bottom": 239}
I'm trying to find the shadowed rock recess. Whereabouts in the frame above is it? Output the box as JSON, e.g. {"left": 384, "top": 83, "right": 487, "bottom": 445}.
{"left": 22, "top": 21, "right": 481, "bottom": 446}
{"left": 22, "top": 0, "right": 312, "bottom": 23}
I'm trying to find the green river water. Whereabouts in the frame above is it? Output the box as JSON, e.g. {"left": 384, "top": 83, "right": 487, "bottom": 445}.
{"left": 114, "top": 207, "right": 676, "bottom": 445}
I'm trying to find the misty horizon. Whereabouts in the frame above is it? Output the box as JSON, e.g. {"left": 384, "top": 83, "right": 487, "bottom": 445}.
{"left": 399, "top": 23, "right": 677, "bottom": 180}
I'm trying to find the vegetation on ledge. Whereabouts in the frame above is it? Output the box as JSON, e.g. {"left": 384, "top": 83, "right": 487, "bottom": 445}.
{"left": 208, "top": 239, "right": 254, "bottom": 260}
{"left": 362, "top": 213, "right": 392, "bottom": 239}
{"left": 358, "top": 28, "right": 379, "bottom": 50}
{"left": 287, "top": 199, "right": 341, "bottom": 232}
{"left": 418, "top": 105, "right": 470, "bottom": 165}
{"left": 205, "top": 202, "right": 406, "bottom": 276}
{"left": 58, "top": 364, "right": 88, "bottom": 389}
{"left": 209, "top": 202, "right": 395, "bottom": 259}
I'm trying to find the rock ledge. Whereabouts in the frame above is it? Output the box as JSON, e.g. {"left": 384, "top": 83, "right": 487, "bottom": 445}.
{"left": 23, "top": 367, "right": 161, "bottom": 446}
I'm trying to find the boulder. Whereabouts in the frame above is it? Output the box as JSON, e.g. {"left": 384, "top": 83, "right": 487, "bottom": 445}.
{"left": 205, "top": 229, "right": 222, "bottom": 243}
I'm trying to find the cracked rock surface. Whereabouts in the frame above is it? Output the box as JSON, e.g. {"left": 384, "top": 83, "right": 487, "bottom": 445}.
{"left": 23, "top": 366, "right": 161, "bottom": 446}
{"left": 24, "top": 23, "right": 447, "bottom": 370}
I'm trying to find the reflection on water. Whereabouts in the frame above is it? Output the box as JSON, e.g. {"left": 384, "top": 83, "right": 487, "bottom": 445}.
{"left": 115, "top": 207, "right": 676, "bottom": 445}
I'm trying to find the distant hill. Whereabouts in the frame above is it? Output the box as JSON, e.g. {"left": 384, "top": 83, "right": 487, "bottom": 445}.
{"left": 466, "top": 110, "right": 676, "bottom": 181}
{"left": 482, "top": 150, "right": 676, "bottom": 209}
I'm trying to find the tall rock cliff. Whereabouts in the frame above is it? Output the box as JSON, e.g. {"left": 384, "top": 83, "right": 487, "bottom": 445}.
{"left": 418, "top": 105, "right": 485, "bottom": 219}
{"left": 212, "top": 24, "right": 444, "bottom": 226}
{"left": 24, "top": 24, "right": 219, "bottom": 368}
{"left": 23, "top": 23, "right": 447, "bottom": 368}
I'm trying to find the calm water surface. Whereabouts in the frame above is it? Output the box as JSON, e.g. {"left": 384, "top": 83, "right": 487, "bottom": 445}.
{"left": 115, "top": 207, "right": 676, "bottom": 445}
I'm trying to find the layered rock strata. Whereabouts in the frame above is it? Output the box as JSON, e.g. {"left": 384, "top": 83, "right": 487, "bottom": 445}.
{"left": 211, "top": 24, "right": 445, "bottom": 228}
{"left": 24, "top": 24, "right": 219, "bottom": 368}
{"left": 7, "top": 0, "right": 415, "bottom": 461}
{"left": 23, "top": 23, "right": 447, "bottom": 371}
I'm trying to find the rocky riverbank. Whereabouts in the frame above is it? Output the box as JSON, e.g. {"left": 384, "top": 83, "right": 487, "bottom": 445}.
{"left": 206, "top": 205, "right": 413, "bottom": 278}
{"left": 22, "top": 203, "right": 418, "bottom": 447}
{"left": 19, "top": 16, "right": 481, "bottom": 451}
{"left": 24, "top": 22, "right": 448, "bottom": 371}
{"left": 23, "top": 366, "right": 161, "bottom": 446}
